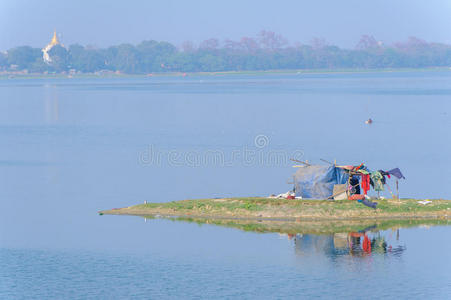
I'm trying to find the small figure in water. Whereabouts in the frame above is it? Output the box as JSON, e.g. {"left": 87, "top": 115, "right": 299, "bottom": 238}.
{"left": 365, "top": 118, "right": 373, "bottom": 124}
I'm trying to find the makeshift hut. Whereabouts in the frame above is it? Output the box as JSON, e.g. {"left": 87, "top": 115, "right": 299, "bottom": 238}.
{"left": 293, "top": 164, "right": 349, "bottom": 199}
{"left": 291, "top": 159, "right": 405, "bottom": 201}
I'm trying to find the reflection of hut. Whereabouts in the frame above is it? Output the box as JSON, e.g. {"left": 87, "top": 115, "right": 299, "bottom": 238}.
{"left": 294, "top": 234, "right": 335, "bottom": 256}
{"left": 333, "top": 233, "right": 348, "bottom": 249}
{"left": 292, "top": 228, "right": 406, "bottom": 258}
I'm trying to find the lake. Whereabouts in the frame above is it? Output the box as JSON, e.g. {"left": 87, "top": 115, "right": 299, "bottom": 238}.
{"left": 1, "top": 71, "right": 450, "bottom": 299}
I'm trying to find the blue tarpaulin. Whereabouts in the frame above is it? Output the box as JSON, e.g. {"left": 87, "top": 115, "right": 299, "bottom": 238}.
{"left": 294, "top": 165, "right": 349, "bottom": 199}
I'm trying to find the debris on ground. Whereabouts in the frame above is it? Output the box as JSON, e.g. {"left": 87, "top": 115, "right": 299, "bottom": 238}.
{"left": 417, "top": 200, "right": 432, "bottom": 205}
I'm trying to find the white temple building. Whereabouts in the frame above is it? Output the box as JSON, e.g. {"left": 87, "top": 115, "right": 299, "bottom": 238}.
{"left": 42, "top": 31, "right": 63, "bottom": 63}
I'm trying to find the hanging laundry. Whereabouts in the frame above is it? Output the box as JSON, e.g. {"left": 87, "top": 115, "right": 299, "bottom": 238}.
{"left": 361, "top": 174, "right": 370, "bottom": 195}
{"left": 377, "top": 170, "right": 387, "bottom": 184}
{"left": 352, "top": 163, "right": 364, "bottom": 171}
{"left": 370, "top": 171, "right": 385, "bottom": 191}
{"left": 350, "top": 176, "right": 361, "bottom": 194}
{"left": 380, "top": 170, "right": 391, "bottom": 179}
{"left": 359, "top": 169, "right": 370, "bottom": 175}
{"left": 387, "top": 168, "right": 405, "bottom": 179}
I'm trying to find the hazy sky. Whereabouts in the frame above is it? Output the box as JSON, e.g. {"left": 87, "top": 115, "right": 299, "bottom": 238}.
{"left": 1, "top": 0, "right": 450, "bottom": 51}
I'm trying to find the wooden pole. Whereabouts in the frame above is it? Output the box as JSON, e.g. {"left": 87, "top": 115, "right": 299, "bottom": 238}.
{"left": 290, "top": 158, "right": 311, "bottom": 166}
{"left": 385, "top": 182, "right": 395, "bottom": 198}
{"left": 346, "top": 174, "right": 351, "bottom": 199}
{"left": 320, "top": 158, "right": 333, "bottom": 165}
{"left": 396, "top": 180, "right": 399, "bottom": 199}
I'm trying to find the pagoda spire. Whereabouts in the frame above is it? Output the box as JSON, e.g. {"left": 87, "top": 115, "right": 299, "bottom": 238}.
{"left": 42, "top": 30, "right": 63, "bottom": 63}
{"left": 50, "top": 30, "right": 59, "bottom": 45}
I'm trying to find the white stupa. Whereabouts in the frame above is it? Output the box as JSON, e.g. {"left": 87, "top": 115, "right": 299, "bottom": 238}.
{"left": 42, "top": 31, "right": 63, "bottom": 63}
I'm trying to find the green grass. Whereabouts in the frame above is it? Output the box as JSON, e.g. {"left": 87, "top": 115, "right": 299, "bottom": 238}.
{"left": 131, "top": 197, "right": 451, "bottom": 217}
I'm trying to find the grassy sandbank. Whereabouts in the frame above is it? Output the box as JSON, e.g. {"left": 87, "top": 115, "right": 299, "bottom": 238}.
{"left": 100, "top": 197, "right": 451, "bottom": 221}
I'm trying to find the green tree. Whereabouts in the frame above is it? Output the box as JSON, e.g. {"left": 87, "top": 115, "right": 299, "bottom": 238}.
{"left": 136, "top": 40, "right": 177, "bottom": 72}
{"left": 7, "top": 46, "right": 41, "bottom": 69}
{"left": 69, "top": 44, "right": 105, "bottom": 72}
{"left": 47, "top": 45, "right": 70, "bottom": 72}
{"left": 0, "top": 52, "right": 7, "bottom": 69}
{"left": 107, "top": 44, "right": 139, "bottom": 73}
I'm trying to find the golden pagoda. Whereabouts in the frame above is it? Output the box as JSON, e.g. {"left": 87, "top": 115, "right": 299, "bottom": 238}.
{"left": 42, "top": 30, "right": 63, "bottom": 63}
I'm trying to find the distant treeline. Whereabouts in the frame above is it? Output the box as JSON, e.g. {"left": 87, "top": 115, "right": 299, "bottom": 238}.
{"left": 2, "top": 31, "right": 451, "bottom": 73}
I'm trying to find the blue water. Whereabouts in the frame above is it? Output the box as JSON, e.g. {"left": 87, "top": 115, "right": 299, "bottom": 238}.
{"left": 1, "top": 72, "right": 450, "bottom": 299}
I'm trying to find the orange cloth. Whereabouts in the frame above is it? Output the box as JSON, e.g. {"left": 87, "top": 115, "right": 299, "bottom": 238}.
{"left": 348, "top": 194, "right": 365, "bottom": 201}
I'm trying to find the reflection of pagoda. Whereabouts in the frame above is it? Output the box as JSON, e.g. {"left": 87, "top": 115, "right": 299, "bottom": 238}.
{"left": 42, "top": 31, "right": 63, "bottom": 63}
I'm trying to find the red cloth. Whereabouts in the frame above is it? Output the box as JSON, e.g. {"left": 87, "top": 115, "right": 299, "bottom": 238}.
{"left": 348, "top": 194, "right": 365, "bottom": 201}
{"left": 363, "top": 235, "right": 372, "bottom": 253}
{"left": 361, "top": 174, "right": 370, "bottom": 195}
{"left": 353, "top": 163, "right": 364, "bottom": 171}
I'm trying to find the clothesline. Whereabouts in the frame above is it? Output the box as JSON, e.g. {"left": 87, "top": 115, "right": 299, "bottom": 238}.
{"left": 337, "top": 164, "right": 405, "bottom": 197}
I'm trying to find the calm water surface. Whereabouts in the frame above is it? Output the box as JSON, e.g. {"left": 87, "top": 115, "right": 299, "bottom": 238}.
{"left": 0, "top": 72, "right": 450, "bottom": 299}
